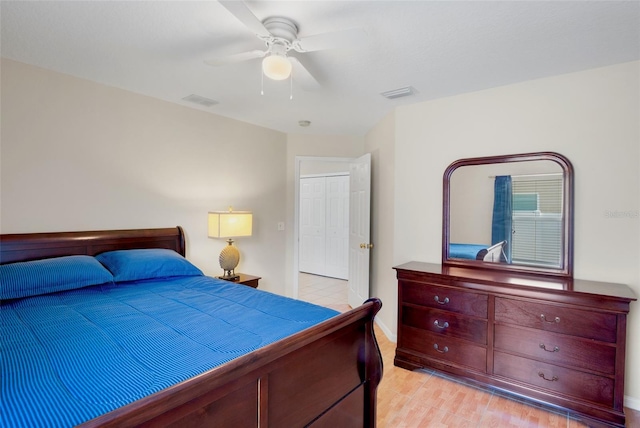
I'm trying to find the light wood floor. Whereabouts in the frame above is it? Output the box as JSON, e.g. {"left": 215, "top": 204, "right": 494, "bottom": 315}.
{"left": 297, "top": 273, "right": 640, "bottom": 428}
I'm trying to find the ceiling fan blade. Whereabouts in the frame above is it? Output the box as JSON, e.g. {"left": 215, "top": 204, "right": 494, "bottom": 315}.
{"left": 204, "top": 49, "right": 267, "bottom": 66}
{"left": 294, "top": 28, "right": 367, "bottom": 52}
{"left": 289, "top": 56, "right": 321, "bottom": 91}
{"left": 218, "top": 1, "right": 271, "bottom": 37}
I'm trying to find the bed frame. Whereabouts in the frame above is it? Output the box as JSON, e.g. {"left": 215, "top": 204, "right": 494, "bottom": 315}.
{"left": 0, "top": 227, "right": 383, "bottom": 427}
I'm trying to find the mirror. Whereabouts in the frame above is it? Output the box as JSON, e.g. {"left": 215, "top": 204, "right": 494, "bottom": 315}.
{"left": 443, "top": 152, "right": 573, "bottom": 277}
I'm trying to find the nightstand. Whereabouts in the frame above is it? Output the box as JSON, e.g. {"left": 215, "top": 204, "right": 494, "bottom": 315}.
{"left": 218, "top": 273, "right": 261, "bottom": 288}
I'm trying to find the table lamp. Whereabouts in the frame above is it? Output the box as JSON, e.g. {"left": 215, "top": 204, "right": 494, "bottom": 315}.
{"left": 208, "top": 208, "right": 252, "bottom": 280}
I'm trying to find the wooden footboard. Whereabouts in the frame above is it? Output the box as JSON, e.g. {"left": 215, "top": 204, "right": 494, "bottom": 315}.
{"left": 1, "top": 227, "right": 383, "bottom": 427}
{"left": 80, "top": 298, "right": 383, "bottom": 427}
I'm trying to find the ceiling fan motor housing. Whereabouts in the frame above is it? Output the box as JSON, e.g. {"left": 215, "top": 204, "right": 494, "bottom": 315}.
{"left": 262, "top": 17, "right": 298, "bottom": 45}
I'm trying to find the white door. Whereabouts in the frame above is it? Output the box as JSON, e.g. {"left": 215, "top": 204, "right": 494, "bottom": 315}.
{"left": 325, "top": 175, "right": 349, "bottom": 279}
{"left": 299, "top": 177, "right": 326, "bottom": 275}
{"left": 348, "top": 153, "right": 372, "bottom": 308}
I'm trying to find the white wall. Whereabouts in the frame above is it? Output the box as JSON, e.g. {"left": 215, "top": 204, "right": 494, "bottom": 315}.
{"left": 0, "top": 59, "right": 289, "bottom": 294}
{"left": 394, "top": 61, "right": 640, "bottom": 406}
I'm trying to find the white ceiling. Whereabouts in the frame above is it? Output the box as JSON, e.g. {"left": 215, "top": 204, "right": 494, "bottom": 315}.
{"left": 2, "top": 1, "right": 639, "bottom": 136}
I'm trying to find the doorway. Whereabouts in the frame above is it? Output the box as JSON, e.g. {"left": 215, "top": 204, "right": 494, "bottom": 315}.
{"left": 293, "top": 154, "right": 372, "bottom": 310}
{"left": 294, "top": 157, "right": 352, "bottom": 309}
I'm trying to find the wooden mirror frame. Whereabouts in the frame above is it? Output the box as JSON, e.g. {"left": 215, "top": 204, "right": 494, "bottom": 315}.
{"left": 442, "top": 151, "right": 574, "bottom": 278}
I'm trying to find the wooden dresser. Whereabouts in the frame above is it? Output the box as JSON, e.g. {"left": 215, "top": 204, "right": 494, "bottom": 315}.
{"left": 394, "top": 261, "right": 636, "bottom": 428}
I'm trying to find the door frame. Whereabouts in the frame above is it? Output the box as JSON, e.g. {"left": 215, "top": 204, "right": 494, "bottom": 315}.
{"left": 293, "top": 156, "right": 355, "bottom": 299}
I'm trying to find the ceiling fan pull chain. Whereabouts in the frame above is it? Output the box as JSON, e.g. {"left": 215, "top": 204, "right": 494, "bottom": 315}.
{"left": 261, "top": 70, "right": 264, "bottom": 95}
{"left": 290, "top": 69, "right": 293, "bottom": 100}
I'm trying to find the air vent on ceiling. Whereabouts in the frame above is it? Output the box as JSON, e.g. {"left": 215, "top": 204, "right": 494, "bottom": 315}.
{"left": 182, "top": 94, "right": 219, "bottom": 107}
{"left": 380, "top": 86, "right": 416, "bottom": 100}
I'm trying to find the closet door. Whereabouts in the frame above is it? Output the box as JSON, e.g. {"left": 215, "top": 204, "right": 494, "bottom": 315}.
{"left": 325, "top": 176, "right": 349, "bottom": 280}
{"left": 299, "top": 175, "right": 349, "bottom": 280}
{"left": 299, "top": 177, "right": 326, "bottom": 276}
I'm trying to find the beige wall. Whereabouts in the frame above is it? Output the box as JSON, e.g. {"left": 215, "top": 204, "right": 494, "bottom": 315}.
{"left": 364, "top": 110, "right": 396, "bottom": 338}
{"left": 394, "top": 61, "right": 640, "bottom": 407}
{"left": 0, "top": 59, "right": 289, "bottom": 294}
{"left": 300, "top": 160, "right": 351, "bottom": 176}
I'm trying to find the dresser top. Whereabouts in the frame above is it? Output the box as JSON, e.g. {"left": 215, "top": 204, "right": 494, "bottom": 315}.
{"left": 394, "top": 261, "right": 637, "bottom": 302}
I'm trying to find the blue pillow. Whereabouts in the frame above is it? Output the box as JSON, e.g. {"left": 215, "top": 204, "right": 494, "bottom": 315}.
{"left": 95, "top": 249, "right": 203, "bottom": 282}
{"left": 0, "top": 255, "right": 114, "bottom": 300}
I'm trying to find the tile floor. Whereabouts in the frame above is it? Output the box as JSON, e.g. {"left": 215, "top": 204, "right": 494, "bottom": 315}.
{"left": 298, "top": 272, "right": 351, "bottom": 313}
{"left": 297, "top": 272, "right": 640, "bottom": 428}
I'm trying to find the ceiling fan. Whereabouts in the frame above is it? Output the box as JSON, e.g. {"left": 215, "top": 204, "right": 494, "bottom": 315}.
{"left": 205, "top": 1, "right": 364, "bottom": 89}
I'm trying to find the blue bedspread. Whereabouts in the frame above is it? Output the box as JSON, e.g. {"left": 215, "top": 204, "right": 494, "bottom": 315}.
{"left": 1, "top": 276, "right": 339, "bottom": 427}
{"left": 449, "top": 243, "right": 487, "bottom": 260}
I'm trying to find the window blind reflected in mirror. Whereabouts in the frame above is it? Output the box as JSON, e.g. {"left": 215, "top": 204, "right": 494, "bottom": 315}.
{"left": 511, "top": 174, "right": 563, "bottom": 268}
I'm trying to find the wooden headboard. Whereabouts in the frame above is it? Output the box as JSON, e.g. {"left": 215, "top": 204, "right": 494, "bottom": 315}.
{"left": 0, "top": 226, "right": 186, "bottom": 264}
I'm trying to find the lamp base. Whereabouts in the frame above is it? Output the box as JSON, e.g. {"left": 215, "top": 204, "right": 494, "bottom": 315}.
{"left": 219, "top": 239, "right": 240, "bottom": 281}
{"left": 219, "top": 272, "right": 240, "bottom": 281}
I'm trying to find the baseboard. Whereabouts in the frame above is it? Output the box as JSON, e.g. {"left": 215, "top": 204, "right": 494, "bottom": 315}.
{"left": 374, "top": 318, "right": 396, "bottom": 343}
{"left": 625, "top": 394, "right": 640, "bottom": 411}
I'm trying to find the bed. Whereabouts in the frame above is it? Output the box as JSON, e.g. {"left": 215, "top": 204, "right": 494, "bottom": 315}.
{"left": 0, "top": 226, "right": 383, "bottom": 427}
{"left": 449, "top": 240, "right": 507, "bottom": 262}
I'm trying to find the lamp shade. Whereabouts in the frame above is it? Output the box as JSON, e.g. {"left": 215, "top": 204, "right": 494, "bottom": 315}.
{"left": 208, "top": 211, "right": 253, "bottom": 238}
{"left": 262, "top": 54, "right": 292, "bottom": 80}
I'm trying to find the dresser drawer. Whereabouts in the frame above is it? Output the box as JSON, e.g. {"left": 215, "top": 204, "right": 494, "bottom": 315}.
{"left": 402, "top": 306, "right": 487, "bottom": 344}
{"left": 494, "top": 297, "right": 617, "bottom": 343}
{"left": 494, "top": 324, "right": 616, "bottom": 375}
{"left": 493, "top": 351, "right": 614, "bottom": 407}
{"left": 400, "top": 326, "right": 487, "bottom": 372}
{"left": 401, "top": 281, "right": 488, "bottom": 318}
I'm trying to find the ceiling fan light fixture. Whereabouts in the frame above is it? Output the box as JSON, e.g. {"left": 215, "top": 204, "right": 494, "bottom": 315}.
{"left": 262, "top": 54, "right": 292, "bottom": 80}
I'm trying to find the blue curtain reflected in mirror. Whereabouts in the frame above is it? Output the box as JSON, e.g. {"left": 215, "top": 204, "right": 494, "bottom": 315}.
{"left": 491, "top": 175, "right": 512, "bottom": 263}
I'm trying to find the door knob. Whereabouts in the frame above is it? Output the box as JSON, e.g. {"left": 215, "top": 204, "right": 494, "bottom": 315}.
{"left": 359, "top": 243, "right": 374, "bottom": 249}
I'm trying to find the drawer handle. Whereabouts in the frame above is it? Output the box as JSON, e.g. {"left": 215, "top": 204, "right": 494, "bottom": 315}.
{"left": 433, "top": 343, "right": 449, "bottom": 353}
{"left": 540, "top": 314, "right": 560, "bottom": 324}
{"left": 539, "top": 343, "right": 560, "bottom": 353}
{"left": 434, "top": 320, "right": 450, "bottom": 329}
{"left": 538, "top": 372, "right": 559, "bottom": 382}
{"left": 434, "top": 296, "right": 450, "bottom": 305}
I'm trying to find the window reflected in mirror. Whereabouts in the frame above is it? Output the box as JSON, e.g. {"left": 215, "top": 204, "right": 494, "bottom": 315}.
{"left": 511, "top": 174, "right": 563, "bottom": 267}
